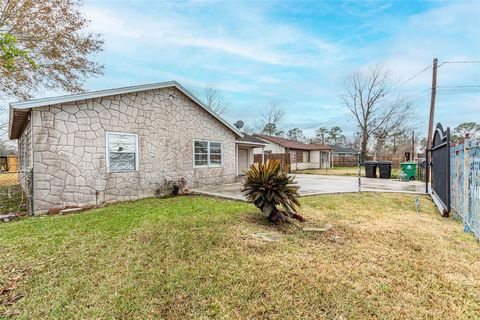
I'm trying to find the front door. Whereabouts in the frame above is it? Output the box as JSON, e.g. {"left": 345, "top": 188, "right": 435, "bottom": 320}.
{"left": 238, "top": 149, "right": 249, "bottom": 174}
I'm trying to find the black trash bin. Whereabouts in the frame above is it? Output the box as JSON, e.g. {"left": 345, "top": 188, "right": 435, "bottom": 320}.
{"left": 364, "top": 161, "right": 378, "bottom": 178}
{"left": 378, "top": 161, "right": 392, "bottom": 179}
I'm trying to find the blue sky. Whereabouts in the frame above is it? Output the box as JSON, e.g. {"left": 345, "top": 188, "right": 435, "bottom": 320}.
{"left": 66, "top": 1, "right": 480, "bottom": 138}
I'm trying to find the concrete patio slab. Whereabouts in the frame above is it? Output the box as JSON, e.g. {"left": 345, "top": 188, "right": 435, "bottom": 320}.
{"left": 192, "top": 174, "right": 426, "bottom": 201}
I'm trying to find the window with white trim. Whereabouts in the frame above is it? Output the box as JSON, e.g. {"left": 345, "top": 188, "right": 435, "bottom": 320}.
{"left": 194, "top": 140, "right": 222, "bottom": 168}
{"left": 106, "top": 132, "right": 138, "bottom": 172}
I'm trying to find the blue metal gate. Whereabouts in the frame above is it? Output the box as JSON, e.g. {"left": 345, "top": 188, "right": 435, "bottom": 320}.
{"left": 451, "top": 140, "right": 480, "bottom": 240}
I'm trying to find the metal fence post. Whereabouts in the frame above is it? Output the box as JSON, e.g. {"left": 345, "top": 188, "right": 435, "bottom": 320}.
{"left": 463, "top": 139, "right": 470, "bottom": 232}
{"left": 357, "top": 152, "right": 361, "bottom": 192}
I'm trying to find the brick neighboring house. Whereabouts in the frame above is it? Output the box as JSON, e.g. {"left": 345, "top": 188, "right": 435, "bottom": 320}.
{"left": 9, "top": 81, "right": 263, "bottom": 214}
{"left": 253, "top": 134, "right": 332, "bottom": 170}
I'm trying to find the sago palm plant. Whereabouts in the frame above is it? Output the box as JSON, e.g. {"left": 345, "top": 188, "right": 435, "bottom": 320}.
{"left": 242, "top": 159, "right": 304, "bottom": 223}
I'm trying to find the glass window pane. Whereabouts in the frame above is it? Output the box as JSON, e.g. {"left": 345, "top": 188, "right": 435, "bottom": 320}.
{"left": 210, "top": 154, "right": 222, "bottom": 165}
{"left": 195, "top": 154, "right": 208, "bottom": 166}
{"left": 210, "top": 142, "right": 221, "bottom": 150}
{"left": 195, "top": 154, "right": 208, "bottom": 161}
{"left": 109, "top": 134, "right": 136, "bottom": 153}
{"left": 210, "top": 143, "right": 221, "bottom": 154}
{"left": 194, "top": 141, "right": 208, "bottom": 154}
{"left": 195, "top": 160, "right": 208, "bottom": 166}
{"left": 110, "top": 153, "right": 135, "bottom": 171}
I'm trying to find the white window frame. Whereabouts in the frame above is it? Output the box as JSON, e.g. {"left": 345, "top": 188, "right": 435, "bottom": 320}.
{"left": 193, "top": 139, "right": 223, "bottom": 168}
{"left": 106, "top": 131, "right": 139, "bottom": 173}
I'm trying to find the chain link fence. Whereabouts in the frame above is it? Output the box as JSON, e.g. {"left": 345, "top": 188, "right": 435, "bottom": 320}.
{"left": 451, "top": 140, "right": 480, "bottom": 240}
{"left": 0, "top": 171, "right": 30, "bottom": 215}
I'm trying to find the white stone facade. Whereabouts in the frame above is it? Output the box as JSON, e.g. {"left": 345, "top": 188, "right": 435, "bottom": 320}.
{"left": 29, "top": 87, "right": 237, "bottom": 213}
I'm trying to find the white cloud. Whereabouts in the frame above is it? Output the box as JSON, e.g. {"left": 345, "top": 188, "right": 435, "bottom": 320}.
{"left": 79, "top": 0, "right": 479, "bottom": 138}
{"left": 83, "top": 2, "right": 343, "bottom": 68}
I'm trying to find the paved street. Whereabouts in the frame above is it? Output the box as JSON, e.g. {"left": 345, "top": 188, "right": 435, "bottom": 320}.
{"left": 193, "top": 174, "right": 426, "bottom": 201}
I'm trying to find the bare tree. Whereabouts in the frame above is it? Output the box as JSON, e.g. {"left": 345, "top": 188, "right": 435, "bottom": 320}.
{"left": 240, "top": 124, "right": 256, "bottom": 134}
{"left": 342, "top": 65, "right": 411, "bottom": 160}
{"left": 345, "top": 133, "right": 361, "bottom": 149}
{"left": 199, "top": 85, "right": 229, "bottom": 116}
{"left": 0, "top": 0, "right": 104, "bottom": 100}
{"left": 382, "top": 127, "right": 413, "bottom": 155}
{"left": 258, "top": 103, "right": 285, "bottom": 136}
{"left": 0, "top": 138, "right": 16, "bottom": 155}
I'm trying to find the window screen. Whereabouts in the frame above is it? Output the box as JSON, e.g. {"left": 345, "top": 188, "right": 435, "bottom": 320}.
{"left": 194, "top": 140, "right": 209, "bottom": 167}
{"left": 107, "top": 132, "right": 138, "bottom": 172}
{"left": 209, "top": 142, "right": 222, "bottom": 167}
{"left": 194, "top": 140, "right": 222, "bottom": 167}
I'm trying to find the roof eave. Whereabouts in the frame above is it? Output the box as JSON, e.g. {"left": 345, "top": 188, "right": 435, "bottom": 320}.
{"left": 9, "top": 81, "right": 243, "bottom": 139}
{"left": 9, "top": 107, "right": 31, "bottom": 140}
{"left": 235, "top": 141, "right": 266, "bottom": 146}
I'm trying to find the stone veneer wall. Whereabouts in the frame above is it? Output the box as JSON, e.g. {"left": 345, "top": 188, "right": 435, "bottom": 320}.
{"left": 31, "top": 87, "right": 237, "bottom": 213}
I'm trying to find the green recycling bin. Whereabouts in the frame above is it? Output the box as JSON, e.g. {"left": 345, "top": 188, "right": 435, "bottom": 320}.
{"left": 400, "top": 162, "right": 417, "bottom": 181}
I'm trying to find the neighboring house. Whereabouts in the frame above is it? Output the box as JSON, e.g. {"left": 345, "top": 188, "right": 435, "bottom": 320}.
{"left": 9, "top": 81, "right": 263, "bottom": 214}
{"left": 329, "top": 145, "right": 359, "bottom": 156}
{"left": 0, "top": 155, "right": 18, "bottom": 172}
{"left": 394, "top": 143, "right": 415, "bottom": 161}
{"left": 236, "top": 134, "right": 267, "bottom": 175}
{"left": 329, "top": 145, "right": 359, "bottom": 167}
{"left": 253, "top": 134, "right": 332, "bottom": 170}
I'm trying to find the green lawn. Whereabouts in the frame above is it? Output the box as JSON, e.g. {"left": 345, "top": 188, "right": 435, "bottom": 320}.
{"left": 296, "top": 166, "right": 400, "bottom": 178}
{"left": 1, "top": 194, "right": 479, "bottom": 319}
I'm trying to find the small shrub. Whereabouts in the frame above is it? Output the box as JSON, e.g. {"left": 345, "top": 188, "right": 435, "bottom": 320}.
{"left": 242, "top": 159, "right": 304, "bottom": 223}
{"left": 155, "top": 179, "right": 178, "bottom": 197}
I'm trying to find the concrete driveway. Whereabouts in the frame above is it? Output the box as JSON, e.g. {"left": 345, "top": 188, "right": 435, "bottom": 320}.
{"left": 192, "top": 174, "right": 426, "bottom": 201}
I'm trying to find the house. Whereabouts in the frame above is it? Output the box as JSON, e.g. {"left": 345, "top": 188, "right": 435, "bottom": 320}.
{"left": 329, "top": 145, "right": 359, "bottom": 156}
{"left": 253, "top": 134, "right": 332, "bottom": 171}
{"left": 9, "top": 81, "right": 264, "bottom": 214}
{"left": 329, "top": 145, "right": 359, "bottom": 167}
{"left": 0, "top": 155, "right": 18, "bottom": 172}
{"left": 235, "top": 134, "right": 267, "bottom": 175}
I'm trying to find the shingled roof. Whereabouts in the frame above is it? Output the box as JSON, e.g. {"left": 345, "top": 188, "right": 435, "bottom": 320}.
{"left": 329, "top": 145, "right": 359, "bottom": 154}
{"left": 254, "top": 134, "right": 332, "bottom": 151}
{"left": 237, "top": 133, "right": 267, "bottom": 144}
{"left": 9, "top": 81, "right": 242, "bottom": 139}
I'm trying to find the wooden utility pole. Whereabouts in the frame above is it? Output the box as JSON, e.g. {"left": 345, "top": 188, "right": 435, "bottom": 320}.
{"left": 425, "top": 58, "right": 438, "bottom": 193}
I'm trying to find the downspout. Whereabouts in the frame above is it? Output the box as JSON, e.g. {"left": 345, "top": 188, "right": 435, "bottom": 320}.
{"left": 30, "top": 109, "right": 35, "bottom": 215}
{"left": 235, "top": 144, "right": 238, "bottom": 177}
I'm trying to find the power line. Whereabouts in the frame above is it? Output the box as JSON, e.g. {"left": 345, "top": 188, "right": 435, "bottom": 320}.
{"left": 300, "top": 111, "right": 352, "bottom": 131}
{"left": 403, "top": 87, "right": 431, "bottom": 98}
{"left": 301, "top": 65, "right": 433, "bottom": 132}
{"left": 437, "top": 85, "right": 480, "bottom": 88}
{"left": 437, "top": 60, "right": 480, "bottom": 68}
{"left": 385, "top": 65, "right": 431, "bottom": 94}
{"left": 436, "top": 90, "right": 480, "bottom": 94}
{"left": 299, "top": 62, "right": 477, "bottom": 133}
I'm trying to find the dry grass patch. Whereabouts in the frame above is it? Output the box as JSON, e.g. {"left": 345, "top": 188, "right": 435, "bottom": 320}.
{"left": 0, "top": 194, "right": 479, "bottom": 319}
{"left": 0, "top": 173, "right": 19, "bottom": 187}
